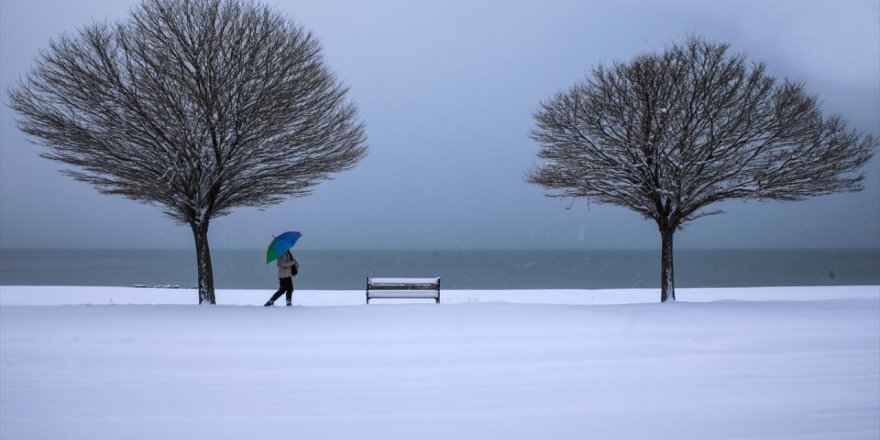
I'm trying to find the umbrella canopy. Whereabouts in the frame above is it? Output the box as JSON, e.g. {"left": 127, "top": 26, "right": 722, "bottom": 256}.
{"left": 265, "top": 231, "right": 302, "bottom": 263}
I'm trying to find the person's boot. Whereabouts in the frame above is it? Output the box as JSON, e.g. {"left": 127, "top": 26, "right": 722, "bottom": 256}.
{"left": 264, "top": 300, "right": 274, "bottom": 307}
{"left": 286, "top": 302, "right": 293, "bottom": 307}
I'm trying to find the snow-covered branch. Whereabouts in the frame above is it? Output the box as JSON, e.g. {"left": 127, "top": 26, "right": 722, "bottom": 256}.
{"left": 9, "top": 0, "right": 368, "bottom": 304}
{"left": 528, "top": 36, "right": 877, "bottom": 302}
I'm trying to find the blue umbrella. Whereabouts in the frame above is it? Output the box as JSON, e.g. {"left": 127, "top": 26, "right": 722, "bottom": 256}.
{"left": 265, "top": 231, "right": 302, "bottom": 263}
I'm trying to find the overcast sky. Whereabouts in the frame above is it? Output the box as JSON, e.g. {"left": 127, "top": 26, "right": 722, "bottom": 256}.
{"left": 1, "top": 0, "right": 878, "bottom": 250}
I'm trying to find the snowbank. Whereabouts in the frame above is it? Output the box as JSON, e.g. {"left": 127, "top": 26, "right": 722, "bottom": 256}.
{"left": 2, "top": 284, "right": 879, "bottom": 306}
{"left": 1, "top": 285, "right": 878, "bottom": 440}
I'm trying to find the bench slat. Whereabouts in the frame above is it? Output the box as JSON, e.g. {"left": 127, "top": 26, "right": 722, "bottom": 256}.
{"left": 368, "top": 291, "right": 440, "bottom": 298}
{"left": 369, "top": 277, "right": 440, "bottom": 285}
{"left": 368, "top": 284, "right": 439, "bottom": 290}
{"left": 366, "top": 277, "right": 441, "bottom": 304}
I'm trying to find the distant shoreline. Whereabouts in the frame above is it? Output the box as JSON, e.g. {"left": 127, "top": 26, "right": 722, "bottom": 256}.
{"left": 2, "top": 285, "right": 878, "bottom": 307}
{"left": 3, "top": 247, "right": 880, "bottom": 251}
{"left": 3, "top": 248, "right": 878, "bottom": 290}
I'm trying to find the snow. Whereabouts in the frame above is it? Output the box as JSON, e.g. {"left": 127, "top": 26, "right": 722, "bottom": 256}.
{"left": 368, "top": 277, "right": 441, "bottom": 285}
{"left": 1, "top": 285, "right": 878, "bottom": 440}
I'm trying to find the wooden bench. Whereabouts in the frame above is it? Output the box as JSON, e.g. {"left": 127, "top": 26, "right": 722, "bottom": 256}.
{"left": 366, "top": 277, "right": 441, "bottom": 304}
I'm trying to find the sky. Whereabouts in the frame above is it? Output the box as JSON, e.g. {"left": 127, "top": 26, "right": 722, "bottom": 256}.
{"left": 0, "top": 0, "right": 878, "bottom": 250}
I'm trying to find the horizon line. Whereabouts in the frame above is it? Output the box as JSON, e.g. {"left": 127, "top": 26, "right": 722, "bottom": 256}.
{"left": 2, "top": 246, "right": 879, "bottom": 252}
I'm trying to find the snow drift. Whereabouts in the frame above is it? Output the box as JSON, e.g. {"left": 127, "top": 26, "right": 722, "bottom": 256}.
{"left": 1, "top": 285, "right": 878, "bottom": 439}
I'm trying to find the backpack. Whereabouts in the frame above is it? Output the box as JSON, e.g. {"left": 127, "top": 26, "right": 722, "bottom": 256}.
{"left": 287, "top": 251, "right": 298, "bottom": 277}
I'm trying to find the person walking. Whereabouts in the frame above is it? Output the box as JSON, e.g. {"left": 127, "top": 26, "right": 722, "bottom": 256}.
{"left": 265, "top": 250, "right": 299, "bottom": 306}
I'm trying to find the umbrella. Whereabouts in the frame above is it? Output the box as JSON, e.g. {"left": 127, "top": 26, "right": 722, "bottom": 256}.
{"left": 265, "top": 231, "right": 302, "bottom": 263}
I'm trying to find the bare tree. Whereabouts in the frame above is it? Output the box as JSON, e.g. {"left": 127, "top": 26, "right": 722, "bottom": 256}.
{"left": 528, "top": 36, "right": 876, "bottom": 302}
{"left": 8, "top": 0, "right": 367, "bottom": 304}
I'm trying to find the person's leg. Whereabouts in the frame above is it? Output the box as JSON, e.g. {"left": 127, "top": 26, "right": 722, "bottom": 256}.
{"left": 284, "top": 277, "right": 294, "bottom": 306}
{"left": 265, "top": 279, "right": 286, "bottom": 306}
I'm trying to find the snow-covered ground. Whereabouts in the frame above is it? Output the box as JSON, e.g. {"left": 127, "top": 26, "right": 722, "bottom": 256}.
{"left": 1, "top": 285, "right": 878, "bottom": 439}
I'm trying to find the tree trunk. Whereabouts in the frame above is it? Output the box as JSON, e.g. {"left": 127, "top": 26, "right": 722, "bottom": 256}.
{"left": 660, "top": 228, "right": 676, "bottom": 302}
{"left": 191, "top": 219, "right": 216, "bottom": 304}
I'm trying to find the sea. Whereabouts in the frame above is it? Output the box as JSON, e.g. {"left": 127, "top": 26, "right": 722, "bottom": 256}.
{"left": 1, "top": 248, "right": 878, "bottom": 291}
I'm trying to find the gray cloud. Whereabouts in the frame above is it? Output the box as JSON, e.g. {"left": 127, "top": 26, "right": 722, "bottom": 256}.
{"left": 1, "top": 0, "right": 878, "bottom": 250}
